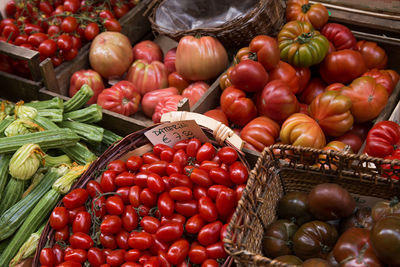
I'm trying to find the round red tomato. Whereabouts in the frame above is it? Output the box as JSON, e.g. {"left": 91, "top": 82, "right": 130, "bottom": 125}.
{"left": 69, "top": 69, "right": 105, "bottom": 104}
{"left": 97, "top": 81, "right": 141, "bottom": 116}
{"left": 230, "top": 60, "right": 269, "bottom": 93}
{"left": 38, "top": 39, "right": 57, "bottom": 57}
{"left": 132, "top": 40, "right": 163, "bottom": 63}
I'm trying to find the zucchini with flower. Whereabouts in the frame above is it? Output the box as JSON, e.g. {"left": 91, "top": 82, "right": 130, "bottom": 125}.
{"left": 278, "top": 21, "right": 329, "bottom": 67}
{"left": 14, "top": 103, "right": 37, "bottom": 120}
{"left": 4, "top": 119, "right": 44, "bottom": 137}
{"left": 0, "top": 164, "right": 89, "bottom": 266}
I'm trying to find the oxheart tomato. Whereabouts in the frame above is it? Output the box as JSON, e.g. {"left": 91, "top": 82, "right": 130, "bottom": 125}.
{"left": 365, "top": 121, "right": 400, "bottom": 158}
{"left": 152, "top": 95, "right": 184, "bottom": 123}
{"left": 240, "top": 116, "right": 280, "bottom": 152}
{"left": 164, "top": 47, "right": 177, "bottom": 73}
{"left": 132, "top": 40, "right": 163, "bottom": 63}
{"left": 278, "top": 21, "right": 329, "bottom": 67}
{"left": 126, "top": 59, "right": 169, "bottom": 96}
{"left": 229, "top": 60, "right": 269, "bottom": 93}
{"left": 340, "top": 76, "right": 388, "bottom": 123}
{"left": 204, "top": 109, "right": 229, "bottom": 126}
{"left": 280, "top": 113, "right": 326, "bottom": 149}
{"left": 363, "top": 69, "right": 396, "bottom": 95}
{"left": 97, "top": 81, "right": 141, "bottom": 116}
{"left": 335, "top": 133, "right": 363, "bottom": 153}
{"left": 248, "top": 35, "right": 280, "bottom": 71}
{"left": 285, "top": 0, "right": 329, "bottom": 29}
{"left": 220, "top": 86, "right": 257, "bottom": 127}
{"left": 182, "top": 81, "right": 209, "bottom": 108}
{"left": 320, "top": 23, "right": 356, "bottom": 50}
{"left": 269, "top": 61, "right": 300, "bottom": 94}
{"left": 175, "top": 35, "right": 228, "bottom": 81}
{"left": 356, "top": 40, "right": 387, "bottom": 70}
{"left": 257, "top": 80, "right": 300, "bottom": 124}
{"left": 298, "top": 77, "right": 326, "bottom": 105}
{"left": 308, "top": 90, "right": 354, "bottom": 137}
{"left": 320, "top": 49, "right": 367, "bottom": 84}
{"left": 89, "top": 31, "right": 133, "bottom": 79}
{"left": 294, "top": 66, "right": 311, "bottom": 94}
{"left": 141, "top": 87, "right": 179, "bottom": 118}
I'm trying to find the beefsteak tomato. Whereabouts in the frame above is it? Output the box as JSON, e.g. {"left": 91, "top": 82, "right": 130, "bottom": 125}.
{"left": 141, "top": 87, "right": 179, "bottom": 118}
{"left": 320, "top": 49, "right": 367, "bottom": 84}
{"left": 299, "top": 77, "right": 326, "bottom": 105}
{"left": 204, "top": 109, "right": 229, "bottom": 126}
{"left": 220, "top": 86, "right": 257, "bottom": 127}
{"left": 308, "top": 90, "right": 353, "bottom": 137}
{"left": 363, "top": 68, "right": 395, "bottom": 95}
{"left": 278, "top": 21, "right": 329, "bottom": 67}
{"left": 182, "top": 81, "right": 209, "bottom": 108}
{"left": 280, "top": 113, "right": 326, "bottom": 149}
{"left": 175, "top": 35, "right": 228, "bottom": 81}
{"left": 126, "top": 59, "right": 168, "bottom": 96}
{"left": 320, "top": 23, "right": 356, "bottom": 50}
{"left": 356, "top": 40, "right": 388, "bottom": 70}
{"left": 97, "top": 81, "right": 140, "bottom": 116}
{"left": 257, "top": 80, "right": 300, "bottom": 123}
{"left": 249, "top": 35, "right": 280, "bottom": 71}
{"left": 285, "top": 0, "right": 329, "bottom": 29}
{"left": 240, "top": 116, "right": 280, "bottom": 152}
{"left": 340, "top": 76, "right": 388, "bottom": 123}
{"left": 164, "top": 47, "right": 177, "bottom": 73}
{"left": 69, "top": 69, "right": 104, "bottom": 104}
{"left": 364, "top": 120, "right": 400, "bottom": 158}
{"left": 152, "top": 95, "right": 184, "bottom": 123}
{"left": 294, "top": 66, "right": 311, "bottom": 94}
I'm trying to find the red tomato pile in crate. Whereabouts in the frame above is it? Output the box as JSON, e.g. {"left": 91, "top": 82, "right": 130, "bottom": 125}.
{"left": 41, "top": 139, "right": 248, "bottom": 266}
{"left": 207, "top": 0, "right": 400, "bottom": 158}
{"left": 0, "top": 0, "right": 138, "bottom": 78}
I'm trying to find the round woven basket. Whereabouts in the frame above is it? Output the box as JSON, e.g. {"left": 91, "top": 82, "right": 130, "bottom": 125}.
{"left": 149, "top": 0, "right": 285, "bottom": 49}
{"left": 33, "top": 112, "right": 249, "bottom": 266}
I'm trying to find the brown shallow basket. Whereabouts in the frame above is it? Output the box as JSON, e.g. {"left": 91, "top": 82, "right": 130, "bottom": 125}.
{"left": 33, "top": 114, "right": 248, "bottom": 266}
{"left": 224, "top": 144, "right": 400, "bottom": 267}
{"left": 148, "top": 0, "right": 285, "bottom": 48}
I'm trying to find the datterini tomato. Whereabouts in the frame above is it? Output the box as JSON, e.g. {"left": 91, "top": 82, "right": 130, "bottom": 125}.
{"left": 220, "top": 86, "right": 257, "bottom": 126}
{"left": 286, "top": 0, "right": 329, "bottom": 29}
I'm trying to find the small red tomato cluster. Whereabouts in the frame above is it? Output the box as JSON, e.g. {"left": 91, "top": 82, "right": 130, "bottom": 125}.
{"left": 41, "top": 138, "right": 248, "bottom": 267}
{"left": 0, "top": 0, "right": 137, "bottom": 78}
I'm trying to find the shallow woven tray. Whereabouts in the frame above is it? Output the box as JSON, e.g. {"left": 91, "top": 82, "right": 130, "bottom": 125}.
{"left": 149, "top": 0, "right": 285, "bottom": 48}
{"left": 224, "top": 144, "right": 400, "bottom": 267}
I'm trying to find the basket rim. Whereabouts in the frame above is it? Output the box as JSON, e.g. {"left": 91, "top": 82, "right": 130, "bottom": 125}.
{"left": 33, "top": 122, "right": 250, "bottom": 266}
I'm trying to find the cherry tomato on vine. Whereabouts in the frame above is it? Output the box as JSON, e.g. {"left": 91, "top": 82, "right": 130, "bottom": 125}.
{"left": 61, "top": 17, "right": 78, "bottom": 33}
{"left": 85, "top": 22, "right": 100, "bottom": 40}
{"left": 38, "top": 39, "right": 57, "bottom": 57}
{"left": 104, "top": 18, "right": 121, "bottom": 32}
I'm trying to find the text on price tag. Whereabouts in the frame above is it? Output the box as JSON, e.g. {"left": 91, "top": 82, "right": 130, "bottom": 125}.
{"left": 145, "top": 120, "right": 209, "bottom": 147}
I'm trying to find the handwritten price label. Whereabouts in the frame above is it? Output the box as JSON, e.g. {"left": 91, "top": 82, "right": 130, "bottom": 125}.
{"left": 144, "top": 120, "right": 209, "bottom": 147}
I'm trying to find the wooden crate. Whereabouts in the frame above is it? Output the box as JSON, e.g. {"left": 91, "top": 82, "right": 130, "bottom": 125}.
{"left": 192, "top": 25, "right": 400, "bottom": 166}
{"left": 0, "top": 0, "right": 151, "bottom": 102}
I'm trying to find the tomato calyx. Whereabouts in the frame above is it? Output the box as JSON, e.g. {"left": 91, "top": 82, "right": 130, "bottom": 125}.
{"left": 301, "top": 3, "right": 312, "bottom": 13}
{"left": 296, "top": 32, "right": 315, "bottom": 44}
{"left": 248, "top": 52, "right": 258, "bottom": 61}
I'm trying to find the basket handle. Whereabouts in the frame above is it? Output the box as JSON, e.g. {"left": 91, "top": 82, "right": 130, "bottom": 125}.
{"left": 160, "top": 111, "right": 244, "bottom": 150}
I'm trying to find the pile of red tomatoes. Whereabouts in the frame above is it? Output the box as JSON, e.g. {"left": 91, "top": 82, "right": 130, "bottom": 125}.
{"left": 41, "top": 138, "right": 248, "bottom": 267}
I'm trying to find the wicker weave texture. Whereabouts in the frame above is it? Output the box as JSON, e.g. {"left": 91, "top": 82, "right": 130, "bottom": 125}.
{"left": 225, "top": 144, "right": 400, "bottom": 267}
{"left": 149, "top": 0, "right": 285, "bottom": 48}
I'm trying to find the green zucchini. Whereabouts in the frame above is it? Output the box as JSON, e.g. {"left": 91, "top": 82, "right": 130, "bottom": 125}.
{"left": 0, "top": 167, "right": 66, "bottom": 241}
{"left": 37, "top": 109, "right": 63, "bottom": 122}
{"left": 103, "top": 129, "right": 123, "bottom": 146}
{"left": 25, "top": 97, "right": 63, "bottom": 110}
{"left": 33, "top": 116, "right": 58, "bottom": 130}
{"left": 63, "top": 84, "right": 94, "bottom": 112}
{"left": 0, "top": 129, "right": 79, "bottom": 154}
{"left": 0, "top": 179, "right": 25, "bottom": 215}
{"left": 64, "top": 104, "right": 103, "bottom": 123}
{"left": 0, "top": 118, "right": 14, "bottom": 135}
{"left": 0, "top": 154, "right": 11, "bottom": 202}
{"left": 58, "top": 121, "right": 104, "bottom": 143}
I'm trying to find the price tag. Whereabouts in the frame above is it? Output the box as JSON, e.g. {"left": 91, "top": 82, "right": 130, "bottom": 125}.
{"left": 145, "top": 120, "right": 210, "bottom": 147}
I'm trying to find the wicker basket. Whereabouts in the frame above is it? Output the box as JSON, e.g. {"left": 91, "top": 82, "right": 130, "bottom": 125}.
{"left": 33, "top": 112, "right": 248, "bottom": 266}
{"left": 224, "top": 144, "right": 400, "bottom": 267}
{"left": 149, "top": 0, "right": 285, "bottom": 48}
